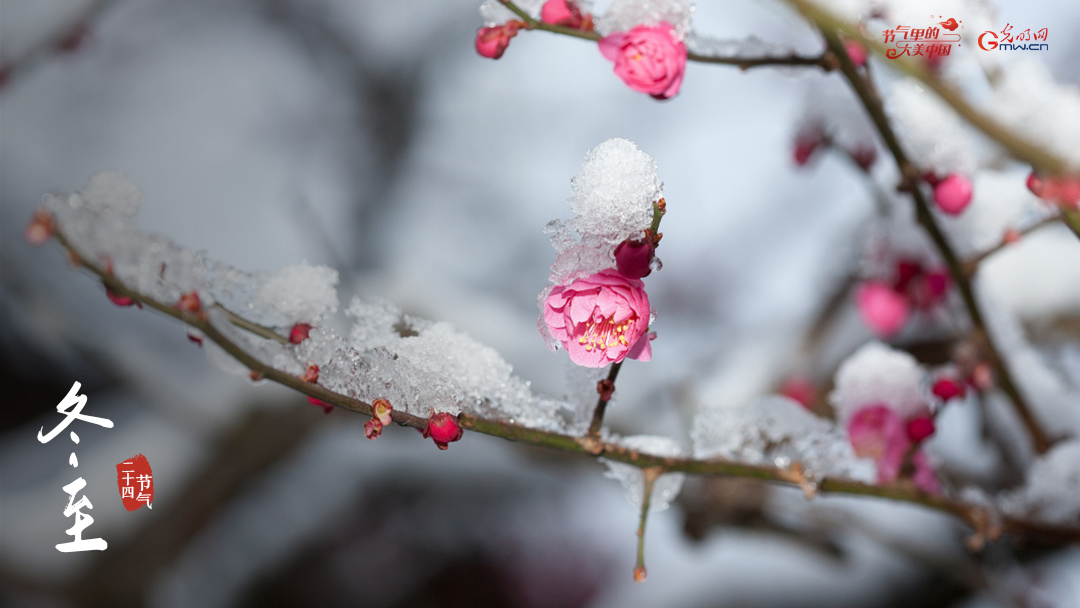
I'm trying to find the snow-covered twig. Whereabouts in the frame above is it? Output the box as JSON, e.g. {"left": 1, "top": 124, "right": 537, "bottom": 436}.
{"left": 499, "top": 0, "right": 833, "bottom": 70}
{"left": 38, "top": 211, "right": 1080, "bottom": 546}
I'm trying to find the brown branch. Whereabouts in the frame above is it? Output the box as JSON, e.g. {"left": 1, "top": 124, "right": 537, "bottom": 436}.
{"left": 819, "top": 31, "right": 1054, "bottom": 455}
{"left": 43, "top": 223, "right": 1080, "bottom": 546}
{"left": 963, "top": 214, "right": 1063, "bottom": 273}
{"left": 784, "top": 0, "right": 1072, "bottom": 176}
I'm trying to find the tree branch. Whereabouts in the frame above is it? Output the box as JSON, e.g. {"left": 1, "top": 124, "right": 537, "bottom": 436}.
{"left": 819, "top": 30, "right": 1054, "bottom": 455}
{"left": 44, "top": 222, "right": 1080, "bottom": 546}
{"left": 499, "top": 0, "right": 832, "bottom": 69}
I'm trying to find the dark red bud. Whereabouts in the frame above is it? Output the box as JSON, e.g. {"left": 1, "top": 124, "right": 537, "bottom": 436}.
{"left": 597, "top": 379, "right": 615, "bottom": 401}
{"left": 423, "top": 412, "right": 463, "bottom": 450}
{"left": 614, "top": 236, "right": 655, "bottom": 279}
{"left": 931, "top": 377, "right": 966, "bottom": 402}
{"left": 364, "top": 418, "right": 383, "bottom": 440}
{"left": 290, "top": 323, "right": 313, "bottom": 344}
{"left": 906, "top": 416, "right": 936, "bottom": 443}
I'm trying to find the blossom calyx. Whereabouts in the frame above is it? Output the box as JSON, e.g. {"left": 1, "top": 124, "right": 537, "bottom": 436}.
{"left": 302, "top": 364, "right": 319, "bottom": 383}
{"left": 423, "top": 412, "right": 463, "bottom": 450}
{"left": 599, "top": 23, "right": 686, "bottom": 100}
{"left": 476, "top": 21, "right": 526, "bottom": 60}
{"left": 543, "top": 269, "right": 653, "bottom": 367}
{"left": 307, "top": 395, "right": 333, "bottom": 414}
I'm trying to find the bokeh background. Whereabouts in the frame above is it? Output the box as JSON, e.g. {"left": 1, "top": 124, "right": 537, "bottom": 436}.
{"left": 2, "top": 0, "right": 1079, "bottom": 606}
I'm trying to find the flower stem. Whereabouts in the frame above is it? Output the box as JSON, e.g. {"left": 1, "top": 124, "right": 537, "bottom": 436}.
{"left": 634, "top": 467, "right": 661, "bottom": 582}
{"left": 587, "top": 361, "right": 622, "bottom": 438}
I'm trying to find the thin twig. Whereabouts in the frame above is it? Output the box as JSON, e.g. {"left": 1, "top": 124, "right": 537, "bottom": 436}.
{"left": 964, "top": 214, "right": 1062, "bottom": 273}
{"left": 587, "top": 361, "right": 622, "bottom": 438}
{"left": 634, "top": 467, "right": 661, "bottom": 582}
{"left": 500, "top": 0, "right": 831, "bottom": 69}
{"left": 45, "top": 225, "right": 1080, "bottom": 545}
{"left": 820, "top": 31, "right": 1054, "bottom": 455}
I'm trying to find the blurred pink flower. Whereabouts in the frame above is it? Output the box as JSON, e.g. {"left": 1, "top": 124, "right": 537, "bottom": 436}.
{"left": 844, "top": 39, "right": 868, "bottom": 67}
{"left": 476, "top": 21, "right": 525, "bottom": 60}
{"left": 543, "top": 269, "right": 652, "bottom": 367}
{"left": 599, "top": 23, "right": 686, "bottom": 99}
{"left": 856, "top": 281, "right": 910, "bottom": 337}
{"left": 1027, "top": 170, "right": 1080, "bottom": 210}
{"left": 933, "top": 173, "right": 973, "bottom": 215}
{"left": 540, "top": 0, "right": 590, "bottom": 30}
{"left": 847, "top": 404, "right": 910, "bottom": 484}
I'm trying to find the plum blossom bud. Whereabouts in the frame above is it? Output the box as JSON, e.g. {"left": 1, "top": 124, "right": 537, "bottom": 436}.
{"left": 364, "top": 418, "right": 382, "bottom": 440}
{"left": 971, "top": 363, "right": 994, "bottom": 391}
{"left": 475, "top": 21, "right": 525, "bottom": 60}
{"left": 423, "top": 412, "right": 463, "bottom": 450}
{"left": 931, "top": 377, "right": 966, "bottom": 402}
{"left": 541, "top": 0, "right": 590, "bottom": 30}
{"left": 307, "top": 395, "right": 333, "bottom": 414}
{"left": 614, "top": 235, "right": 655, "bottom": 278}
{"left": 933, "top": 174, "right": 973, "bottom": 215}
{"left": 844, "top": 39, "right": 868, "bottom": 67}
{"left": 176, "top": 292, "right": 204, "bottom": 318}
{"left": 107, "top": 290, "right": 136, "bottom": 307}
{"left": 25, "top": 209, "right": 56, "bottom": 245}
{"left": 1002, "top": 228, "right": 1021, "bottom": 245}
{"left": 793, "top": 129, "right": 825, "bottom": 167}
{"left": 302, "top": 364, "right": 319, "bottom": 383}
{"left": 372, "top": 398, "right": 393, "bottom": 427}
{"left": 856, "top": 281, "right": 909, "bottom": 337}
{"left": 290, "top": 323, "right": 312, "bottom": 344}
{"left": 849, "top": 145, "right": 876, "bottom": 171}
{"left": 599, "top": 23, "right": 686, "bottom": 100}
{"left": 597, "top": 379, "right": 615, "bottom": 401}
{"left": 906, "top": 415, "right": 935, "bottom": 443}
{"left": 187, "top": 329, "right": 203, "bottom": 346}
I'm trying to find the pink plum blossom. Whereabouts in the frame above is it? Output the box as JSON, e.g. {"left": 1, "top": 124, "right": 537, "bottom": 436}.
{"left": 543, "top": 268, "right": 652, "bottom": 367}
{"left": 856, "top": 281, "right": 910, "bottom": 337}
{"left": 933, "top": 174, "right": 973, "bottom": 215}
{"left": 598, "top": 23, "right": 687, "bottom": 100}
{"left": 475, "top": 21, "right": 525, "bottom": 60}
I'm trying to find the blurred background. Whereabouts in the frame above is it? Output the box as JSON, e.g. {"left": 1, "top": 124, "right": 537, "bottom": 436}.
{"left": 2, "top": 0, "right": 1079, "bottom": 606}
